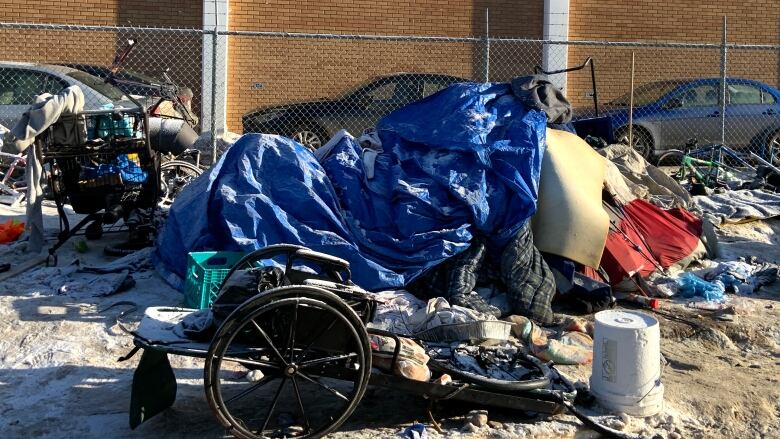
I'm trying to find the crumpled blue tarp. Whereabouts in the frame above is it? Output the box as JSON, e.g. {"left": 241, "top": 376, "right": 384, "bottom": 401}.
{"left": 155, "top": 82, "right": 547, "bottom": 291}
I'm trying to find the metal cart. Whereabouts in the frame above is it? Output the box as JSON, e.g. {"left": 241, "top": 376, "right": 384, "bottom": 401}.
{"left": 38, "top": 106, "right": 159, "bottom": 263}
{"left": 120, "top": 245, "right": 639, "bottom": 439}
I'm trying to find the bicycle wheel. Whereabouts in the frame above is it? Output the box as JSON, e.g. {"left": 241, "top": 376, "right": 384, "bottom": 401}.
{"left": 656, "top": 150, "right": 687, "bottom": 181}
{"left": 159, "top": 160, "right": 202, "bottom": 208}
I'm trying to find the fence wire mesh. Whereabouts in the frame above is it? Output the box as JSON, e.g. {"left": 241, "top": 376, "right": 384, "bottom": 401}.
{"left": 0, "top": 23, "right": 204, "bottom": 153}
{"left": 1, "top": 22, "right": 780, "bottom": 166}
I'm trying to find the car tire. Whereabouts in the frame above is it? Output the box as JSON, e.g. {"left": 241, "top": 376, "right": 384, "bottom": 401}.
{"left": 290, "top": 125, "right": 328, "bottom": 151}
{"left": 767, "top": 130, "right": 780, "bottom": 166}
{"left": 616, "top": 126, "right": 654, "bottom": 160}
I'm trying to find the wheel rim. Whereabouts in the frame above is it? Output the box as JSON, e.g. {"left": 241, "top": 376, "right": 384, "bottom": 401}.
{"left": 158, "top": 162, "right": 202, "bottom": 208}
{"left": 618, "top": 131, "right": 651, "bottom": 158}
{"left": 292, "top": 131, "right": 323, "bottom": 151}
{"left": 205, "top": 297, "right": 367, "bottom": 439}
{"left": 769, "top": 134, "right": 780, "bottom": 166}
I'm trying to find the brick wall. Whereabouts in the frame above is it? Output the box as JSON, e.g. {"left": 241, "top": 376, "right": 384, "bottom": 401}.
{"left": 568, "top": 0, "right": 780, "bottom": 110}
{"left": 0, "top": 0, "right": 201, "bottom": 27}
{"left": 227, "top": 0, "right": 545, "bottom": 131}
{"left": 0, "top": 1, "right": 202, "bottom": 111}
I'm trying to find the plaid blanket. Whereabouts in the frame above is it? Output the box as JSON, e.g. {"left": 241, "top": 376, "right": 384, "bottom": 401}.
{"left": 409, "top": 222, "right": 556, "bottom": 324}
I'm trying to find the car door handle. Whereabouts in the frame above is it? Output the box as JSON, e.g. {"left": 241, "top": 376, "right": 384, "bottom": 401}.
{"left": 763, "top": 109, "right": 777, "bottom": 115}
{"left": 707, "top": 111, "right": 720, "bottom": 117}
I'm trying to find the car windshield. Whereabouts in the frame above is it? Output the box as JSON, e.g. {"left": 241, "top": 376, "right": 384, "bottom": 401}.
{"left": 120, "top": 69, "right": 160, "bottom": 84}
{"left": 609, "top": 81, "right": 680, "bottom": 106}
{"left": 67, "top": 71, "right": 126, "bottom": 101}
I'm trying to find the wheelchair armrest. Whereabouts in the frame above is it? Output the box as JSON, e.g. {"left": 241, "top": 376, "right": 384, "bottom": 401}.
{"left": 292, "top": 248, "right": 351, "bottom": 282}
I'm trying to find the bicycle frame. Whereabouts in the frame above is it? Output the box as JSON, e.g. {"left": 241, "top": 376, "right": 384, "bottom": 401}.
{"left": 105, "top": 40, "right": 197, "bottom": 127}
{"left": 0, "top": 151, "right": 27, "bottom": 206}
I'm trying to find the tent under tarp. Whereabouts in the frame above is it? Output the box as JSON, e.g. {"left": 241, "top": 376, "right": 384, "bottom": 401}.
{"left": 600, "top": 198, "right": 704, "bottom": 288}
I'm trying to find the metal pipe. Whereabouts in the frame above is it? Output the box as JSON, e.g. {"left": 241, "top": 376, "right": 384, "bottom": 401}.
{"left": 210, "top": 0, "right": 219, "bottom": 165}
{"left": 628, "top": 52, "right": 635, "bottom": 149}
{"left": 720, "top": 16, "right": 727, "bottom": 147}
{"left": 484, "top": 8, "right": 490, "bottom": 82}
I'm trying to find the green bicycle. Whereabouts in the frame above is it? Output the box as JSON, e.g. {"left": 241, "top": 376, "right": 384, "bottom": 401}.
{"left": 657, "top": 138, "right": 754, "bottom": 188}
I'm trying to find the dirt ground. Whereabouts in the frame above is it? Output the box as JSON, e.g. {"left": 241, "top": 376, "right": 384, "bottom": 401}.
{"left": 0, "top": 203, "right": 778, "bottom": 439}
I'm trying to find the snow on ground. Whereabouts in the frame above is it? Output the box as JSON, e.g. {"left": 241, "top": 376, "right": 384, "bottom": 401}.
{"left": 0, "top": 203, "right": 778, "bottom": 438}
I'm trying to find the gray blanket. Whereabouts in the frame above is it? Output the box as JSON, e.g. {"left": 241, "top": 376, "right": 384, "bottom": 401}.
{"left": 691, "top": 189, "right": 780, "bottom": 225}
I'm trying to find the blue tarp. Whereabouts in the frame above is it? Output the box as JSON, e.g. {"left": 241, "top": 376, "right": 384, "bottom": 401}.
{"left": 155, "top": 82, "right": 547, "bottom": 291}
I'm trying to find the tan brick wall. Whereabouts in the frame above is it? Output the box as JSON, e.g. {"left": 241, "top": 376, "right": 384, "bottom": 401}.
{"left": 227, "top": 0, "right": 545, "bottom": 131}
{"left": 0, "top": 1, "right": 203, "bottom": 112}
{"left": 0, "top": 0, "right": 201, "bottom": 27}
{"left": 568, "top": 1, "right": 780, "bottom": 110}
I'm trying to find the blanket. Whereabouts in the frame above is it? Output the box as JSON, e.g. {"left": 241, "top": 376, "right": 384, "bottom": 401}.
{"left": 691, "top": 189, "right": 780, "bottom": 224}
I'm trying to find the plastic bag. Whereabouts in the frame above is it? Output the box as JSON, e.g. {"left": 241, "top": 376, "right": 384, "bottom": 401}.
{"left": 0, "top": 219, "right": 24, "bottom": 243}
{"left": 677, "top": 272, "right": 724, "bottom": 302}
{"left": 369, "top": 334, "right": 431, "bottom": 381}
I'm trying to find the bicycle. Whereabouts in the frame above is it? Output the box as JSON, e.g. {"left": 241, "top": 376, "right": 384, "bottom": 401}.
{"left": 657, "top": 137, "right": 754, "bottom": 189}
{"left": 105, "top": 39, "right": 205, "bottom": 208}
{"left": 0, "top": 150, "right": 26, "bottom": 206}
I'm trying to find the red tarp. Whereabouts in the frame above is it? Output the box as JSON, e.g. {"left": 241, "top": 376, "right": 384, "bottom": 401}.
{"left": 600, "top": 199, "right": 702, "bottom": 286}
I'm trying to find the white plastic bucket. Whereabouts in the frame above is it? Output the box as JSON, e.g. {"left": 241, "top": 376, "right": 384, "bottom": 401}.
{"left": 589, "top": 310, "right": 664, "bottom": 417}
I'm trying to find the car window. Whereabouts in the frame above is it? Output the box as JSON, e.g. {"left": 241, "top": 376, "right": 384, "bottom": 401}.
{"left": 0, "top": 68, "right": 56, "bottom": 105}
{"left": 67, "top": 71, "right": 126, "bottom": 101}
{"left": 611, "top": 81, "right": 679, "bottom": 106}
{"left": 422, "top": 79, "right": 450, "bottom": 98}
{"left": 763, "top": 89, "right": 777, "bottom": 104}
{"left": 728, "top": 84, "right": 763, "bottom": 105}
{"left": 366, "top": 79, "right": 418, "bottom": 110}
{"left": 679, "top": 84, "right": 719, "bottom": 108}
{"left": 368, "top": 82, "right": 396, "bottom": 101}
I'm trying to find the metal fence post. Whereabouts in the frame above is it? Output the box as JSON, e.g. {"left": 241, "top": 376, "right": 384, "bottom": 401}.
{"left": 720, "top": 15, "right": 727, "bottom": 146}
{"left": 484, "top": 8, "right": 490, "bottom": 82}
{"left": 210, "top": 28, "right": 218, "bottom": 164}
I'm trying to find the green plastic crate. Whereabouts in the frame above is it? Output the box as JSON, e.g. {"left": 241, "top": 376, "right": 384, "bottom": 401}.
{"left": 183, "top": 251, "right": 246, "bottom": 309}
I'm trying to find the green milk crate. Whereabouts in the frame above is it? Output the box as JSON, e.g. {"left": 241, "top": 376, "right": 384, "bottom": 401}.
{"left": 183, "top": 251, "right": 246, "bottom": 309}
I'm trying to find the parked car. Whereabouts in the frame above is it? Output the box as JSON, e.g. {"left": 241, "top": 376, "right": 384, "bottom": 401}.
{"left": 0, "top": 62, "right": 139, "bottom": 150}
{"left": 242, "top": 73, "right": 468, "bottom": 150}
{"left": 581, "top": 78, "right": 780, "bottom": 159}
{"left": 60, "top": 64, "right": 164, "bottom": 98}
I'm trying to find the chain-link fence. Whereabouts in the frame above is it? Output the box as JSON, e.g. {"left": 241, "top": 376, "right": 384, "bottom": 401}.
{"left": 1, "top": 21, "right": 780, "bottom": 165}
{"left": 0, "top": 22, "right": 205, "bottom": 154}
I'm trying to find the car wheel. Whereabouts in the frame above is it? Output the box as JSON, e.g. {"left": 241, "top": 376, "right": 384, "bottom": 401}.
{"left": 616, "top": 126, "right": 653, "bottom": 160}
{"left": 291, "top": 127, "right": 326, "bottom": 151}
{"left": 767, "top": 130, "right": 780, "bottom": 166}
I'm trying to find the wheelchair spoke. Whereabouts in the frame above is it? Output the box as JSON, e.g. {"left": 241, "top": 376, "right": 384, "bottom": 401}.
{"left": 219, "top": 356, "right": 281, "bottom": 370}
{"left": 287, "top": 300, "right": 299, "bottom": 363}
{"left": 259, "top": 376, "right": 287, "bottom": 434}
{"left": 291, "top": 376, "right": 311, "bottom": 432}
{"left": 251, "top": 319, "right": 288, "bottom": 367}
{"left": 225, "top": 375, "right": 276, "bottom": 405}
{"left": 299, "top": 353, "right": 357, "bottom": 369}
{"left": 297, "top": 317, "right": 338, "bottom": 362}
{"left": 296, "top": 371, "right": 349, "bottom": 402}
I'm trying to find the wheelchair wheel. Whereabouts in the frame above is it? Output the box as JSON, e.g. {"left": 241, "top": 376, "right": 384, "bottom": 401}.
{"left": 204, "top": 286, "right": 371, "bottom": 439}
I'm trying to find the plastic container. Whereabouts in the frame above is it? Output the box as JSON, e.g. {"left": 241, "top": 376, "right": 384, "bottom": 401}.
{"left": 590, "top": 310, "right": 664, "bottom": 417}
{"left": 183, "top": 251, "right": 246, "bottom": 309}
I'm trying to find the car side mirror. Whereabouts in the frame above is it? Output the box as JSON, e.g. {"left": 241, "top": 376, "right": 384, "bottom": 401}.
{"left": 664, "top": 98, "right": 682, "bottom": 109}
